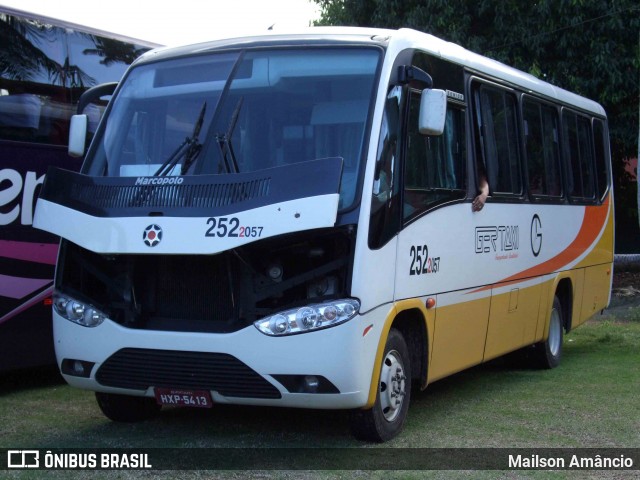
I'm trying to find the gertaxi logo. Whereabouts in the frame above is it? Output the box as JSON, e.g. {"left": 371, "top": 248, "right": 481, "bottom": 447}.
{"left": 143, "top": 224, "right": 163, "bottom": 247}
{"left": 8, "top": 450, "right": 39, "bottom": 468}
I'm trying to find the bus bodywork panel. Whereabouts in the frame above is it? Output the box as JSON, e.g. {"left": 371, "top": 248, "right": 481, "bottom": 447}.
{"left": 34, "top": 194, "right": 340, "bottom": 255}
{"left": 391, "top": 199, "right": 612, "bottom": 302}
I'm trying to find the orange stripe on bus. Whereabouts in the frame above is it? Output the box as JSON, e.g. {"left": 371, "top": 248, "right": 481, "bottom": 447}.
{"left": 469, "top": 196, "right": 610, "bottom": 294}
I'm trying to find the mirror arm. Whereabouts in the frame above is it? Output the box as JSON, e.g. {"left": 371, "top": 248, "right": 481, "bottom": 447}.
{"left": 77, "top": 82, "right": 118, "bottom": 114}
{"left": 397, "top": 65, "right": 433, "bottom": 89}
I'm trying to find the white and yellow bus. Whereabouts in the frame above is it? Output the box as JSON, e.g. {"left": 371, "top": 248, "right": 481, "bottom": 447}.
{"left": 34, "top": 27, "right": 613, "bottom": 442}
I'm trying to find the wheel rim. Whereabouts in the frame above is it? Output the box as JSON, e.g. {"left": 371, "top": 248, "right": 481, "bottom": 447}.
{"left": 548, "top": 308, "right": 562, "bottom": 357}
{"left": 379, "top": 349, "right": 406, "bottom": 423}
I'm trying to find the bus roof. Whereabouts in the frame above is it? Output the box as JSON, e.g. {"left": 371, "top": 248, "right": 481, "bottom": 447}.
{"left": 136, "top": 27, "right": 605, "bottom": 117}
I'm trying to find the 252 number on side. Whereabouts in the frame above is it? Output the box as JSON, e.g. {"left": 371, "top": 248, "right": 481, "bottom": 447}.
{"left": 409, "top": 245, "right": 440, "bottom": 276}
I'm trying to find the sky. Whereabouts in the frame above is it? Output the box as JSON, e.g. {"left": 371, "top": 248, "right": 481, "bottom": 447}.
{"left": 0, "top": 0, "right": 321, "bottom": 46}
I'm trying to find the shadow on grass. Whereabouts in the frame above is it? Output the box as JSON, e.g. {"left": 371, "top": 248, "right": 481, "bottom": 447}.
{"left": 32, "top": 399, "right": 356, "bottom": 448}
{"left": 0, "top": 365, "right": 64, "bottom": 396}
{"left": 411, "top": 354, "right": 528, "bottom": 402}
{"left": 406, "top": 341, "right": 594, "bottom": 421}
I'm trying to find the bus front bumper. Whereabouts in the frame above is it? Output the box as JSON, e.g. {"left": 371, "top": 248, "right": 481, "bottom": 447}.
{"left": 52, "top": 307, "right": 390, "bottom": 410}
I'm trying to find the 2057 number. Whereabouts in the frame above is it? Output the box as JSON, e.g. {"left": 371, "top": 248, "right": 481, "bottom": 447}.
{"left": 409, "top": 245, "right": 440, "bottom": 275}
{"left": 205, "top": 217, "right": 263, "bottom": 238}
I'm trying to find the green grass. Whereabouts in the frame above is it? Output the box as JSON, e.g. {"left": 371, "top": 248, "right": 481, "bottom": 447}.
{"left": 1, "top": 312, "right": 639, "bottom": 478}
{"left": 402, "top": 318, "right": 640, "bottom": 449}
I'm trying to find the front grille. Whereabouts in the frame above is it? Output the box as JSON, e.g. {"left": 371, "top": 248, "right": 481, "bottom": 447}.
{"left": 95, "top": 348, "right": 281, "bottom": 399}
{"left": 41, "top": 157, "right": 342, "bottom": 218}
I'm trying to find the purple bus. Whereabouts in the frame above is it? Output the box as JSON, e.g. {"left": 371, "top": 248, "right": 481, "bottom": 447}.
{"left": 0, "top": 6, "right": 158, "bottom": 371}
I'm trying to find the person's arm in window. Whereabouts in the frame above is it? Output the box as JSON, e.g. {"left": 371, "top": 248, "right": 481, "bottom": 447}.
{"left": 472, "top": 170, "right": 489, "bottom": 212}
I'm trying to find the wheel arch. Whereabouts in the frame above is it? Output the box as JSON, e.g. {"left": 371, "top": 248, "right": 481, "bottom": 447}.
{"left": 364, "top": 299, "right": 430, "bottom": 408}
{"left": 393, "top": 308, "right": 428, "bottom": 386}
{"left": 554, "top": 277, "right": 573, "bottom": 333}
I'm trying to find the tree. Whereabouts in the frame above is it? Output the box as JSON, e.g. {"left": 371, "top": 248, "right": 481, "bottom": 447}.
{"left": 315, "top": 0, "right": 640, "bottom": 249}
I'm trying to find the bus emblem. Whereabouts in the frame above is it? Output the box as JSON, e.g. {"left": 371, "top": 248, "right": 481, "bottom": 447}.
{"left": 530, "top": 214, "right": 542, "bottom": 257}
{"left": 143, "top": 224, "right": 163, "bottom": 247}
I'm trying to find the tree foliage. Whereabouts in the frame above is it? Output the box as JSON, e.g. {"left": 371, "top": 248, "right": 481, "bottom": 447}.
{"left": 315, "top": 0, "right": 640, "bottom": 237}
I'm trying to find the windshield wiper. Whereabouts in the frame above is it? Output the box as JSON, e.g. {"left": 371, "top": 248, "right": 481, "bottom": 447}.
{"left": 216, "top": 97, "right": 243, "bottom": 174}
{"left": 154, "top": 102, "right": 207, "bottom": 177}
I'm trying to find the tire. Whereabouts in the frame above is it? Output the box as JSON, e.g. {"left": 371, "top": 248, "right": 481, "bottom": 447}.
{"left": 532, "top": 295, "right": 564, "bottom": 369}
{"left": 350, "top": 328, "right": 411, "bottom": 442}
{"left": 95, "top": 392, "right": 161, "bottom": 422}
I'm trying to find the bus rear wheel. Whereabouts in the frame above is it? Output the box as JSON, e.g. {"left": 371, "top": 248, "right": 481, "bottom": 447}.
{"left": 96, "top": 392, "right": 161, "bottom": 422}
{"left": 350, "top": 328, "right": 411, "bottom": 442}
{"left": 532, "top": 295, "right": 564, "bottom": 369}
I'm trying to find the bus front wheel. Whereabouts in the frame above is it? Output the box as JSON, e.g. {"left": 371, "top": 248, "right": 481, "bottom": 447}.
{"left": 96, "top": 392, "right": 161, "bottom": 422}
{"left": 533, "top": 295, "right": 564, "bottom": 369}
{"left": 350, "top": 328, "right": 411, "bottom": 442}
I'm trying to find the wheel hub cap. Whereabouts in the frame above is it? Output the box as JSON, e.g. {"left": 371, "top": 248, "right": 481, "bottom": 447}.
{"left": 379, "top": 349, "right": 406, "bottom": 422}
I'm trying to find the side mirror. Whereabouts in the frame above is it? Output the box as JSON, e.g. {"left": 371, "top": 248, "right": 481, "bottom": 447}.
{"left": 69, "top": 82, "right": 118, "bottom": 158}
{"left": 68, "top": 114, "right": 88, "bottom": 158}
{"left": 419, "top": 89, "right": 447, "bottom": 136}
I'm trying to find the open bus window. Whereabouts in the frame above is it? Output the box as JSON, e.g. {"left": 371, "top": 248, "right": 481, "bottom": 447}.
{"left": 474, "top": 84, "right": 523, "bottom": 197}
{"left": 403, "top": 92, "right": 466, "bottom": 222}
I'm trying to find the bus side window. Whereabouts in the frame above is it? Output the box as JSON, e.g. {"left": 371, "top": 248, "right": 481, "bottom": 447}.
{"left": 0, "top": 16, "right": 69, "bottom": 145}
{"left": 593, "top": 118, "right": 610, "bottom": 201}
{"left": 0, "top": 94, "right": 41, "bottom": 141}
{"left": 369, "top": 87, "right": 402, "bottom": 249}
{"left": 523, "top": 98, "right": 562, "bottom": 199}
{"left": 403, "top": 91, "right": 466, "bottom": 222}
{"left": 474, "top": 85, "right": 522, "bottom": 197}
{"left": 562, "top": 109, "right": 596, "bottom": 202}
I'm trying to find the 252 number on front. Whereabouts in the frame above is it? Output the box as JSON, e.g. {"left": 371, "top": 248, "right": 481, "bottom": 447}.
{"left": 205, "top": 217, "right": 263, "bottom": 238}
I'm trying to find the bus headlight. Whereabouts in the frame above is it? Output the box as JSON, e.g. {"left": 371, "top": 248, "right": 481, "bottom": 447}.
{"left": 53, "top": 292, "right": 107, "bottom": 327}
{"left": 254, "top": 299, "right": 360, "bottom": 336}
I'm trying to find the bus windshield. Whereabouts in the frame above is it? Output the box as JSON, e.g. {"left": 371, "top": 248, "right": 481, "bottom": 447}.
{"left": 86, "top": 47, "right": 381, "bottom": 209}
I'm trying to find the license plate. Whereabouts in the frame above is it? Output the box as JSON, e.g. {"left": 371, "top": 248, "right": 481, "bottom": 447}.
{"left": 154, "top": 387, "right": 213, "bottom": 408}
